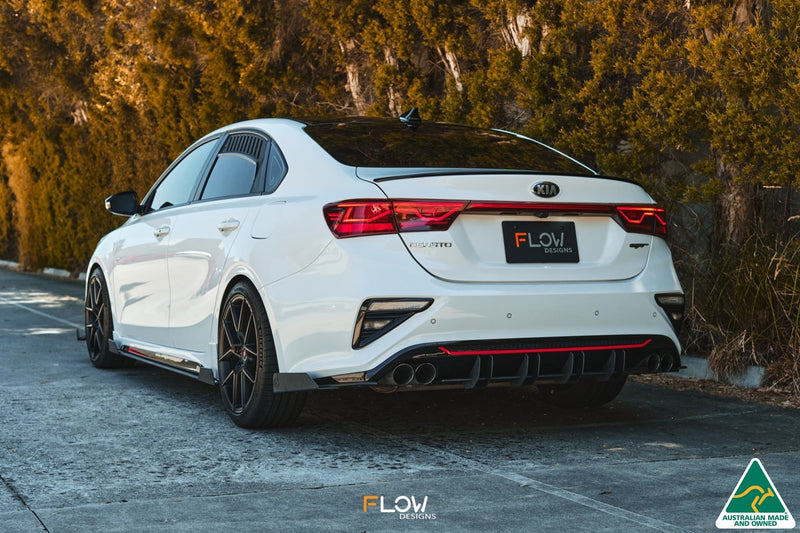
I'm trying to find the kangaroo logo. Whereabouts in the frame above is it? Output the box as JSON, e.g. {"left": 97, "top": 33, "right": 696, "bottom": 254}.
{"left": 733, "top": 485, "right": 775, "bottom": 513}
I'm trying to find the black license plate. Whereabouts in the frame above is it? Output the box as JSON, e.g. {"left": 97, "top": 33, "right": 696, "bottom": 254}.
{"left": 502, "top": 221, "right": 580, "bottom": 263}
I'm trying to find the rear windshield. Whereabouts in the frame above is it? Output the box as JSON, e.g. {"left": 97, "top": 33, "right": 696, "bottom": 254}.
{"left": 303, "top": 121, "right": 593, "bottom": 175}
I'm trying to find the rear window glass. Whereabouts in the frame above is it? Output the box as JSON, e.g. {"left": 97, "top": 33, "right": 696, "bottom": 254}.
{"left": 303, "top": 121, "right": 592, "bottom": 175}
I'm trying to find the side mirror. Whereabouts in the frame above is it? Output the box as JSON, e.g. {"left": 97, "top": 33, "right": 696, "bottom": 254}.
{"left": 105, "top": 191, "right": 139, "bottom": 216}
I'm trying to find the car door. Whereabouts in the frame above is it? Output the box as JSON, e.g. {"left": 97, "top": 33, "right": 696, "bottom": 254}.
{"left": 166, "top": 132, "right": 279, "bottom": 355}
{"left": 110, "top": 138, "right": 218, "bottom": 347}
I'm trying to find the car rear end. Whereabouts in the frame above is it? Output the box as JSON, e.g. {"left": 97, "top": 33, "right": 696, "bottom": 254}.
{"left": 265, "top": 118, "right": 683, "bottom": 394}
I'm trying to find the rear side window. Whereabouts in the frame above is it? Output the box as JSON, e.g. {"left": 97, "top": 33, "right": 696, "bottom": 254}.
{"left": 265, "top": 144, "right": 288, "bottom": 193}
{"left": 199, "top": 133, "right": 266, "bottom": 201}
{"left": 303, "top": 121, "right": 593, "bottom": 175}
{"left": 201, "top": 154, "right": 257, "bottom": 200}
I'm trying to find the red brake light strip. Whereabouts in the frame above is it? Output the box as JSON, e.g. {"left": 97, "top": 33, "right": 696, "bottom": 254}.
{"left": 438, "top": 338, "right": 652, "bottom": 356}
{"left": 465, "top": 202, "right": 615, "bottom": 215}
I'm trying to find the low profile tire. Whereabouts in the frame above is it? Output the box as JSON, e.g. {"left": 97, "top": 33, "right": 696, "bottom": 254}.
{"left": 85, "top": 268, "right": 133, "bottom": 369}
{"left": 538, "top": 374, "right": 628, "bottom": 408}
{"left": 218, "top": 282, "right": 307, "bottom": 428}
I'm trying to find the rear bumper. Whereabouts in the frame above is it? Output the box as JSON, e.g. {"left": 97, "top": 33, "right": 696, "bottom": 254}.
{"left": 273, "top": 334, "right": 679, "bottom": 392}
{"left": 262, "top": 234, "right": 683, "bottom": 383}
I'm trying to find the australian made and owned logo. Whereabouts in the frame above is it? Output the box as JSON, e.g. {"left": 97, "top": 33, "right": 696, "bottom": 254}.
{"left": 717, "top": 459, "right": 795, "bottom": 529}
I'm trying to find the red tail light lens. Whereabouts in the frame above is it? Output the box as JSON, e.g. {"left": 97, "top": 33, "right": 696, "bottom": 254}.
{"left": 323, "top": 201, "right": 395, "bottom": 237}
{"left": 393, "top": 201, "right": 467, "bottom": 232}
{"left": 615, "top": 206, "right": 668, "bottom": 236}
{"left": 324, "top": 200, "right": 668, "bottom": 238}
{"left": 324, "top": 200, "right": 466, "bottom": 237}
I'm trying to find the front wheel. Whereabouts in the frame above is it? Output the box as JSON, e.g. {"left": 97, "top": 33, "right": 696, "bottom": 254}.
{"left": 85, "top": 268, "right": 133, "bottom": 369}
{"left": 217, "top": 282, "right": 306, "bottom": 428}
{"left": 538, "top": 374, "right": 628, "bottom": 408}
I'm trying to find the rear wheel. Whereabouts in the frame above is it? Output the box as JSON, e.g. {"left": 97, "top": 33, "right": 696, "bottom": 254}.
{"left": 218, "top": 281, "right": 306, "bottom": 428}
{"left": 538, "top": 374, "right": 627, "bottom": 408}
{"left": 85, "top": 268, "right": 132, "bottom": 368}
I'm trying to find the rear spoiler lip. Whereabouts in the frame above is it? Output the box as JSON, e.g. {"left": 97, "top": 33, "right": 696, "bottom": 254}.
{"left": 359, "top": 168, "right": 641, "bottom": 188}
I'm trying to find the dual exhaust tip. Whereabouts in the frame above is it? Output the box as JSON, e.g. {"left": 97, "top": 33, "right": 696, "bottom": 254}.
{"left": 387, "top": 362, "right": 437, "bottom": 386}
{"left": 646, "top": 353, "right": 675, "bottom": 373}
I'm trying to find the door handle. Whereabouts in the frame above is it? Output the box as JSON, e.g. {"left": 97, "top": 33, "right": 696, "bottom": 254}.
{"left": 154, "top": 225, "right": 170, "bottom": 238}
{"left": 217, "top": 218, "right": 240, "bottom": 233}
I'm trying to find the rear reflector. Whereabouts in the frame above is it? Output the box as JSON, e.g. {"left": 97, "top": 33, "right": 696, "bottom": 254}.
{"left": 353, "top": 298, "right": 433, "bottom": 348}
{"left": 324, "top": 200, "right": 668, "bottom": 238}
{"left": 655, "top": 293, "right": 685, "bottom": 334}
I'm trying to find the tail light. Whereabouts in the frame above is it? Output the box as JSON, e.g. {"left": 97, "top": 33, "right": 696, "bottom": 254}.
{"left": 323, "top": 201, "right": 395, "bottom": 238}
{"left": 324, "top": 200, "right": 466, "bottom": 238}
{"left": 324, "top": 200, "right": 668, "bottom": 238}
{"left": 615, "top": 206, "right": 668, "bottom": 236}
{"left": 393, "top": 201, "right": 466, "bottom": 231}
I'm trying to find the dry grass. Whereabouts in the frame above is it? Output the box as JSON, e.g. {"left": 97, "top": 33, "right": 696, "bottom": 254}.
{"left": 683, "top": 236, "right": 800, "bottom": 394}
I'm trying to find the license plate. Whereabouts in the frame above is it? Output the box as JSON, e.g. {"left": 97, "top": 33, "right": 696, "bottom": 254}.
{"left": 502, "top": 221, "right": 579, "bottom": 263}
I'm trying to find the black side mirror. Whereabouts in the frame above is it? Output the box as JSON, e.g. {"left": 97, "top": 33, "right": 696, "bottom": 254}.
{"left": 105, "top": 191, "right": 139, "bottom": 216}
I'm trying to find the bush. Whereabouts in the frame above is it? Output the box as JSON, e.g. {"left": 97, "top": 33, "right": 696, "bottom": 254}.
{"left": 685, "top": 235, "right": 800, "bottom": 393}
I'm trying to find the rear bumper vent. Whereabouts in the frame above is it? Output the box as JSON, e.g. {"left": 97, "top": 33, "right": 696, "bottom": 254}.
{"left": 352, "top": 298, "right": 433, "bottom": 348}
{"left": 655, "top": 293, "right": 685, "bottom": 334}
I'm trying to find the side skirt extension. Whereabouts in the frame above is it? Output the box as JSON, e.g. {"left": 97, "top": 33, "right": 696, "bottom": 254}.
{"left": 109, "top": 340, "right": 216, "bottom": 385}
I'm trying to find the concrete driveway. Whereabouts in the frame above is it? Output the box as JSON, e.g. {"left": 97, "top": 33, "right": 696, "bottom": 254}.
{"left": 0, "top": 267, "right": 797, "bottom": 532}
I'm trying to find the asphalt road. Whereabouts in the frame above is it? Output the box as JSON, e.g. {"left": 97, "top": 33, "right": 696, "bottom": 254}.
{"left": 0, "top": 267, "right": 797, "bottom": 532}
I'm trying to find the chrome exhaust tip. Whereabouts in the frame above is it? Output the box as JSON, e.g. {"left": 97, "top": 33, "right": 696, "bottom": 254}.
{"left": 414, "top": 363, "right": 437, "bottom": 385}
{"left": 391, "top": 363, "right": 414, "bottom": 386}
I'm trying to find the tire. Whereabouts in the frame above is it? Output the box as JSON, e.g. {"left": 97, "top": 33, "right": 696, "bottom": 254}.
{"left": 217, "top": 281, "right": 306, "bottom": 428}
{"left": 85, "top": 268, "right": 133, "bottom": 369}
{"left": 538, "top": 374, "right": 628, "bottom": 408}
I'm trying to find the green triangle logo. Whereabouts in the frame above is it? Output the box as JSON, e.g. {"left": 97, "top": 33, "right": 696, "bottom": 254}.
{"left": 717, "top": 458, "right": 795, "bottom": 529}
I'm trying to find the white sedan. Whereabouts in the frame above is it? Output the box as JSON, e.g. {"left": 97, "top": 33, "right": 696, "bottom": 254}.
{"left": 85, "top": 110, "right": 684, "bottom": 428}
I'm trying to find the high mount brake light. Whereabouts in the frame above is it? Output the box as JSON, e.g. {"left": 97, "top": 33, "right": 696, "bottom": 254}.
{"left": 323, "top": 200, "right": 466, "bottom": 238}
{"left": 323, "top": 200, "right": 668, "bottom": 238}
{"left": 615, "top": 206, "right": 668, "bottom": 236}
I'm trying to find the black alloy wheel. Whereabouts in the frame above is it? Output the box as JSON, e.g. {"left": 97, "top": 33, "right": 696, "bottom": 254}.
{"left": 217, "top": 282, "right": 306, "bottom": 428}
{"left": 219, "top": 292, "right": 259, "bottom": 414}
{"left": 85, "top": 268, "right": 131, "bottom": 368}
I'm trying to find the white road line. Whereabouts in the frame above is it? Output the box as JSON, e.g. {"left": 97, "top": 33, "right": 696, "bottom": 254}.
{"left": 317, "top": 410, "right": 694, "bottom": 533}
{"left": 0, "top": 295, "right": 82, "bottom": 329}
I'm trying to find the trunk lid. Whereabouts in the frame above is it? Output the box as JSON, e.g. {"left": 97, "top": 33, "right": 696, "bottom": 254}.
{"left": 362, "top": 170, "right": 657, "bottom": 283}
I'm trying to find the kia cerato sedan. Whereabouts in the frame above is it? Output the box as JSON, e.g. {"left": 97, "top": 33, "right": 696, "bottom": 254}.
{"left": 85, "top": 110, "right": 684, "bottom": 428}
